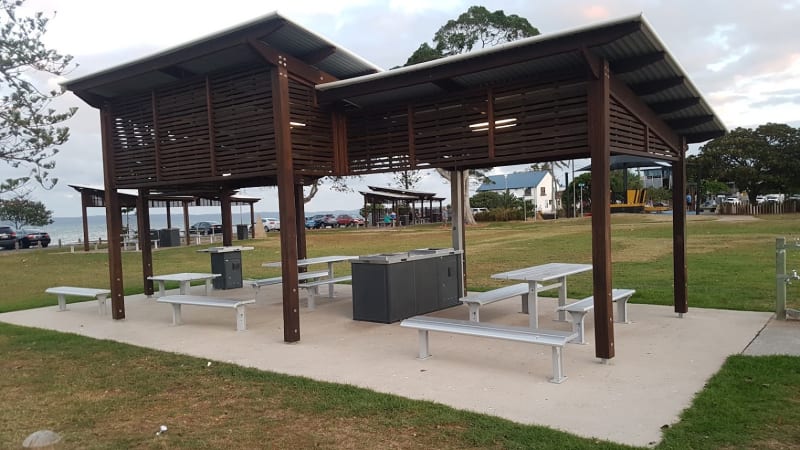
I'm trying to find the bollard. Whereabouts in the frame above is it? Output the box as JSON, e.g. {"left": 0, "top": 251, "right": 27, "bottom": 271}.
{"left": 777, "top": 237, "right": 787, "bottom": 320}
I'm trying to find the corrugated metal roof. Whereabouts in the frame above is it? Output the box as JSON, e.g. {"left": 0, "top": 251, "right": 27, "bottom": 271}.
{"left": 63, "top": 12, "right": 381, "bottom": 102}
{"left": 477, "top": 171, "right": 549, "bottom": 192}
{"left": 318, "top": 14, "right": 725, "bottom": 143}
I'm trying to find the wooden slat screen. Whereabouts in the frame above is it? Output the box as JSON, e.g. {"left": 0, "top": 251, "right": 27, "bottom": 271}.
{"left": 609, "top": 96, "right": 647, "bottom": 153}
{"left": 345, "top": 77, "right": 595, "bottom": 173}
{"left": 289, "top": 79, "right": 334, "bottom": 176}
{"left": 211, "top": 68, "right": 276, "bottom": 177}
{"left": 155, "top": 78, "right": 210, "bottom": 182}
{"left": 647, "top": 128, "right": 676, "bottom": 158}
{"left": 347, "top": 105, "right": 411, "bottom": 174}
{"left": 493, "top": 78, "right": 588, "bottom": 163}
{"left": 109, "top": 93, "right": 157, "bottom": 187}
{"left": 412, "top": 91, "right": 489, "bottom": 168}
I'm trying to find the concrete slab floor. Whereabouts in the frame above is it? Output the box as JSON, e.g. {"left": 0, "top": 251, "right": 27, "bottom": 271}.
{"left": 0, "top": 284, "right": 774, "bottom": 447}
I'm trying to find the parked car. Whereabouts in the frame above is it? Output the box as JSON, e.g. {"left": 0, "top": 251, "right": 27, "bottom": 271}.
{"left": 189, "top": 221, "right": 223, "bottom": 235}
{"left": 251, "top": 217, "right": 280, "bottom": 233}
{"left": 263, "top": 217, "right": 280, "bottom": 231}
{"left": 17, "top": 228, "right": 51, "bottom": 248}
{"left": 336, "top": 214, "right": 360, "bottom": 227}
{"left": 765, "top": 194, "right": 784, "bottom": 203}
{"left": 306, "top": 214, "right": 337, "bottom": 229}
{"left": 723, "top": 197, "right": 741, "bottom": 205}
{"left": 0, "top": 226, "right": 17, "bottom": 250}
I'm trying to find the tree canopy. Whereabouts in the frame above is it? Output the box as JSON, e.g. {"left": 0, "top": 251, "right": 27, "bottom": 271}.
{"left": 404, "top": 6, "right": 539, "bottom": 223}
{"left": 0, "top": 0, "right": 77, "bottom": 193}
{"left": 0, "top": 195, "right": 54, "bottom": 229}
{"left": 405, "top": 6, "right": 540, "bottom": 65}
{"left": 694, "top": 123, "right": 800, "bottom": 202}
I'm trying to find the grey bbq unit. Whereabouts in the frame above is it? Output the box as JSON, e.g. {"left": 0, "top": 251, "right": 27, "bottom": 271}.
{"left": 351, "top": 248, "right": 463, "bottom": 323}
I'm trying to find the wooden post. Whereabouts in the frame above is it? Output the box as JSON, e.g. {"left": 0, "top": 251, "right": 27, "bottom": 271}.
{"left": 250, "top": 203, "right": 256, "bottom": 239}
{"left": 137, "top": 190, "right": 154, "bottom": 296}
{"left": 221, "top": 192, "right": 233, "bottom": 246}
{"left": 165, "top": 203, "right": 172, "bottom": 229}
{"left": 588, "top": 59, "right": 614, "bottom": 360}
{"left": 100, "top": 107, "right": 125, "bottom": 320}
{"left": 81, "top": 191, "right": 90, "bottom": 252}
{"left": 295, "top": 183, "right": 308, "bottom": 274}
{"left": 450, "top": 170, "right": 467, "bottom": 296}
{"left": 272, "top": 62, "right": 301, "bottom": 343}
{"left": 183, "top": 201, "right": 190, "bottom": 246}
{"left": 673, "top": 138, "right": 688, "bottom": 316}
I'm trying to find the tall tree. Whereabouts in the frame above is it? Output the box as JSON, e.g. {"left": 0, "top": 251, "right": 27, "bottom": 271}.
{"left": 696, "top": 123, "right": 800, "bottom": 202}
{"left": 393, "top": 170, "right": 423, "bottom": 190}
{"left": 0, "top": 0, "right": 77, "bottom": 193}
{"left": 404, "top": 6, "right": 540, "bottom": 224}
{"left": 0, "top": 195, "right": 54, "bottom": 229}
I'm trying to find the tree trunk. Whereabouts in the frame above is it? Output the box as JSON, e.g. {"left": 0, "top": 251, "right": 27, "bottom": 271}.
{"left": 436, "top": 168, "right": 476, "bottom": 224}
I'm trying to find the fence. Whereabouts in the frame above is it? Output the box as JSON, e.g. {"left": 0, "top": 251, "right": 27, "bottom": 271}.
{"left": 718, "top": 201, "right": 800, "bottom": 216}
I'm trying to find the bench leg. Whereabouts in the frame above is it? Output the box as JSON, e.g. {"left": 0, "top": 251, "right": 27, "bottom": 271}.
{"left": 235, "top": 305, "right": 247, "bottom": 331}
{"left": 468, "top": 304, "right": 480, "bottom": 322}
{"left": 204, "top": 279, "right": 212, "bottom": 295}
{"left": 157, "top": 281, "right": 166, "bottom": 298}
{"left": 96, "top": 294, "right": 108, "bottom": 315}
{"left": 179, "top": 281, "right": 189, "bottom": 295}
{"left": 557, "top": 276, "right": 568, "bottom": 322}
{"left": 550, "top": 346, "right": 567, "bottom": 384}
{"left": 616, "top": 296, "right": 631, "bottom": 323}
{"left": 305, "top": 288, "right": 316, "bottom": 310}
{"left": 520, "top": 292, "right": 530, "bottom": 315}
{"left": 566, "top": 310, "right": 588, "bottom": 344}
{"left": 170, "top": 303, "right": 183, "bottom": 326}
{"left": 57, "top": 294, "right": 67, "bottom": 311}
{"left": 417, "top": 330, "right": 431, "bottom": 359}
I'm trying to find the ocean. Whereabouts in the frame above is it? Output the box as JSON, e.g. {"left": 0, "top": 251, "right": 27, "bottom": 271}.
{"left": 39, "top": 209, "right": 359, "bottom": 245}
{"left": 41, "top": 212, "right": 273, "bottom": 245}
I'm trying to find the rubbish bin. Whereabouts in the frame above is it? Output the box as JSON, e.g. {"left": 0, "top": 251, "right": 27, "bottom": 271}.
{"left": 236, "top": 224, "right": 249, "bottom": 240}
{"left": 211, "top": 251, "right": 242, "bottom": 289}
{"left": 198, "top": 246, "right": 254, "bottom": 290}
{"left": 158, "top": 228, "right": 180, "bottom": 247}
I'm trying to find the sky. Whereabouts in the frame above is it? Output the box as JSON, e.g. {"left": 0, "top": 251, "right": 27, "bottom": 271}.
{"left": 5, "top": 0, "right": 800, "bottom": 217}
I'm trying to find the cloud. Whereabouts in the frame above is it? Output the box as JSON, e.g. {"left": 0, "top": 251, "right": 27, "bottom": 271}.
{"left": 8, "top": 0, "right": 800, "bottom": 216}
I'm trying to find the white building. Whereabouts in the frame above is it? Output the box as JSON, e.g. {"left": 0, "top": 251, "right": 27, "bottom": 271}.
{"left": 476, "top": 171, "right": 558, "bottom": 214}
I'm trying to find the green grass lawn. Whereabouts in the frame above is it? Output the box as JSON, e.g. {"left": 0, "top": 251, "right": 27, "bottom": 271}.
{"left": 1, "top": 213, "right": 799, "bottom": 448}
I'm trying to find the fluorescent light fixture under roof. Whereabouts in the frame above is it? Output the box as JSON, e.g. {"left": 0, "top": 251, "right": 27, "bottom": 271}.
{"left": 289, "top": 121, "right": 306, "bottom": 127}
{"left": 468, "top": 118, "right": 517, "bottom": 128}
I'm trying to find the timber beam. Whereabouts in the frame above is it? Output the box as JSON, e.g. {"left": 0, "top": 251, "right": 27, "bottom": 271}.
{"left": 629, "top": 76, "right": 685, "bottom": 96}
{"left": 249, "top": 38, "right": 338, "bottom": 86}
{"left": 610, "top": 51, "right": 665, "bottom": 74}
{"left": 649, "top": 98, "right": 701, "bottom": 114}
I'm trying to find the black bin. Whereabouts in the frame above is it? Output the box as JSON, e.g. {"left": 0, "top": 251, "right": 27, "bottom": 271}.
{"left": 210, "top": 251, "right": 243, "bottom": 289}
{"left": 158, "top": 228, "right": 180, "bottom": 247}
{"left": 236, "top": 224, "right": 249, "bottom": 240}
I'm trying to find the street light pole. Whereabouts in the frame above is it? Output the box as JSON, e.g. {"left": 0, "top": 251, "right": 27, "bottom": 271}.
{"left": 579, "top": 183, "right": 585, "bottom": 217}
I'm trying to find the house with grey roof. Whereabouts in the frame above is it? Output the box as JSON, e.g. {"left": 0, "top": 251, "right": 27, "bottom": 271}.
{"left": 476, "top": 171, "right": 558, "bottom": 214}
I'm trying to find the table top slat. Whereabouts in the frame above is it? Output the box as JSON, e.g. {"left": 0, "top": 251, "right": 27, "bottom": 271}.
{"left": 262, "top": 255, "right": 357, "bottom": 268}
{"left": 491, "top": 263, "right": 592, "bottom": 282}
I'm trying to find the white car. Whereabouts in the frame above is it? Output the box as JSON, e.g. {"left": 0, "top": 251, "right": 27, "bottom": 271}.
{"left": 723, "top": 197, "right": 741, "bottom": 205}
{"left": 262, "top": 217, "right": 280, "bottom": 232}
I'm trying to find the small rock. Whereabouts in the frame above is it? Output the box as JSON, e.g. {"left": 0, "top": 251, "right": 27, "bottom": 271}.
{"left": 22, "top": 430, "right": 62, "bottom": 448}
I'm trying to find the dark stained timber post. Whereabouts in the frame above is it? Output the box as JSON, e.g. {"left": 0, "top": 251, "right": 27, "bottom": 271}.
{"left": 100, "top": 107, "right": 125, "bottom": 319}
{"left": 272, "top": 62, "right": 301, "bottom": 343}
{"left": 183, "top": 201, "right": 190, "bottom": 246}
{"left": 673, "top": 139, "right": 688, "bottom": 316}
{"left": 81, "top": 192, "right": 90, "bottom": 252}
{"left": 137, "top": 190, "right": 154, "bottom": 296}
{"left": 295, "top": 183, "right": 308, "bottom": 265}
{"left": 588, "top": 60, "right": 614, "bottom": 360}
{"left": 250, "top": 203, "right": 256, "bottom": 239}
{"left": 221, "top": 193, "right": 233, "bottom": 246}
